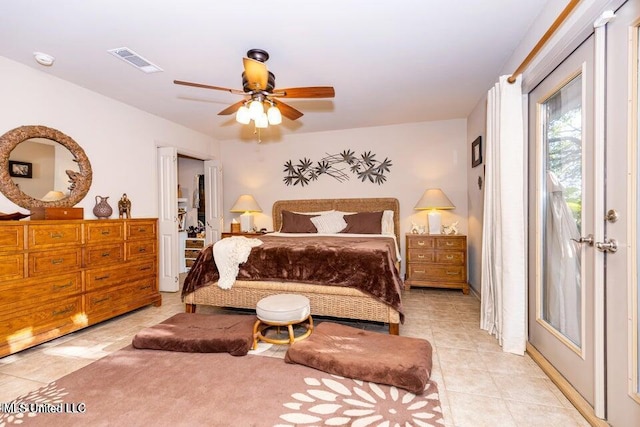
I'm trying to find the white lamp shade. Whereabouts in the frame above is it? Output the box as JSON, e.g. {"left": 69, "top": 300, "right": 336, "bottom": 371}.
{"left": 235, "top": 106, "right": 251, "bottom": 124}
{"left": 230, "top": 194, "right": 262, "bottom": 213}
{"left": 414, "top": 188, "right": 455, "bottom": 235}
{"left": 255, "top": 112, "right": 269, "bottom": 128}
{"left": 414, "top": 188, "right": 455, "bottom": 210}
{"left": 248, "top": 100, "right": 264, "bottom": 120}
{"left": 267, "top": 105, "right": 282, "bottom": 125}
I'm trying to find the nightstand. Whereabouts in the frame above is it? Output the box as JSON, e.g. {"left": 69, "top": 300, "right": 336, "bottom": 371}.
{"left": 184, "top": 237, "right": 205, "bottom": 271}
{"left": 404, "top": 234, "right": 468, "bottom": 294}
{"left": 221, "top": 232, "right": 266, "bottom": 238}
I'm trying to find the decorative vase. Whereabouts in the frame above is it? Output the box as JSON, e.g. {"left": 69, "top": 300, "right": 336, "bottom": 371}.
{"left": 93, "top": 195, "right": 113, "bottom": 219}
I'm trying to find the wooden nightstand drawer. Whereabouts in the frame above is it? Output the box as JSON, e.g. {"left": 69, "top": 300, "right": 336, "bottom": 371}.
{"left": 408, "top": 264, "right": 465, "bottom": 282}
{"left": 435, "top": 251, "right": 465, "bottom": 264}
{"left": 407, "top": 249, "right": 435, "bottom": 263}
{"left": 435, "top": 237, "right": 465, "bottom": 250}
{"left": 407, "top": 236, "right": 434, "bottom": 249}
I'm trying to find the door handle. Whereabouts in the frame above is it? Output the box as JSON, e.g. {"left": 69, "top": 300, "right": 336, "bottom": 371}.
{"left": 595, "top": 238, "right": 618, "bottom": 253}
{"left": 571, "top": 234, "right": 594, "bottom": 246}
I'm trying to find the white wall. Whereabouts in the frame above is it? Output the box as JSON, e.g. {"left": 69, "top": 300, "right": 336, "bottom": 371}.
{"left": 0, "top": 56, "right": 219, "bottom": 217}
{"left": 220, "top": 119, "right": 468, "bottom": 272}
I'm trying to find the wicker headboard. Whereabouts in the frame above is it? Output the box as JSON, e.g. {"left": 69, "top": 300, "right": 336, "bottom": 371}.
{"left": 272, "top": 198, "right": 400, "bottom": 241}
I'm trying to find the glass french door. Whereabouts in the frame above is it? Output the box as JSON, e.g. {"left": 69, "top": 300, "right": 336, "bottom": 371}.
{"left": 605, "top": 0, "right": 640, "bottom": 425}
{"left": 528, "top": 35, "right": 596, "bottom": 405}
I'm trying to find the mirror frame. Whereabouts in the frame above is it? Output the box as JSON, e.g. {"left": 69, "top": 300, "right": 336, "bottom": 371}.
{"left": 0, "top": 125, "right": 92, "bottom": 209}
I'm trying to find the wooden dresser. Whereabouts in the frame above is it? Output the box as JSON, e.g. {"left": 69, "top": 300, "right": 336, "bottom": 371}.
{"left": 404, "top": 234, "right": 469, "bottom": 294}
{"left": 0, "top": 218, "right": 161, "bottom": 357}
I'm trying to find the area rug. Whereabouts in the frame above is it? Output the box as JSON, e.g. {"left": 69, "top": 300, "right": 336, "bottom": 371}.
{"left": 1, "top": 346, "right": 444, "bottom": 426}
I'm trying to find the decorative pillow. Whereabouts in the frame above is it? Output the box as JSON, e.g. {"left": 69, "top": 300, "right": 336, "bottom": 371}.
{"left": 132, "top": 313, "right": 256, "bottom": 356}
{"left": 280, "top": 210, "right": 319, "bottom": 233}
{"left": 340, "top": 211, "right": 384, "bottom": 234}
{"left": 285, "top": 322, "right": 433, "bottom": 394}
{"left": 310, "top": 211, "right": 347, "bottom": 234}
{"left": 382, "top": 210, "right": 395, "bottom": 235}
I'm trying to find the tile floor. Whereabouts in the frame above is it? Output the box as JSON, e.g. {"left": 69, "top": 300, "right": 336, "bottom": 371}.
{"left": 0, "top": 286, "right": 590, "bottom": 426}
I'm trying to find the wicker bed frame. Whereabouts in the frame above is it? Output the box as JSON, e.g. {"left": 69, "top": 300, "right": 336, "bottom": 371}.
{"left": 184, "top": 197, "right": 402, "bottom": 334}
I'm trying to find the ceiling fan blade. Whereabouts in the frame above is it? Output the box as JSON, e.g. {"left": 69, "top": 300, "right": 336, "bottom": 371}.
{"left": 174, "top": 80, "right": 245, "bottom": 95}
{"left": 274, "top": 86, "right": 335, "bottom": 98}
{"left": 274, "top": 99, "right": 304, "bottom": 120}
{"left": 243, "top": 57, "right": 268, "bottom": 91}
{"left": 218, "top": 100, "right": 246, "bottom": 116}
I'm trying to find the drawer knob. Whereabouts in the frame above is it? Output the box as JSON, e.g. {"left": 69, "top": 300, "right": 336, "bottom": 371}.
{"left": 138, "top": 247, "right": 147, "bottom": 253}
{"left": 417, "top": 241, "right": 425, "bottom": 246}
{"left": 139, "top": 285, "right": 152, "bottom": 290}
{"left": 446, "top": 271, "right": 457, "bottom": 275}
{"left": 50, "top": 232, "right": 63, "bottom": 239}
{"left": 417, "top": 254, "right": 425, "bottom": 259}
{"left": 446, "top": 255, "right": 454, "bottom": 260}
{"left": 446, "top": 242, "right": 454, "bottom": 246}
{"left": 95, "top": 274, "right": 110, "bottom": 281}
{"left": 139, "top": 266, "right": 151, "bottom": 271}
{"left": 92, "top": 296, "right": 111, "bottom": 304}
{"left": 101, "top": 252, "right": 111, "bottom": 258}
{"left": 51, "top": 258, "right": 64, "bottom": 265}
{"left": 138, "top": 228, "right": 147, "bottom": 232}
{"left": 415, "top": 269, "right": 425, "bottom": 273}
{"left": 101, "top": 230, "right": 111, "bottom": 235}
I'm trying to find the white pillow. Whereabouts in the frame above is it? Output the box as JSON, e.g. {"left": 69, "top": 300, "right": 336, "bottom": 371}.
{"left": 382, "top": 210, "right": 395, "bottom": 235}
{"left": 310, "top": 211, "right": 347, "bottom": 234}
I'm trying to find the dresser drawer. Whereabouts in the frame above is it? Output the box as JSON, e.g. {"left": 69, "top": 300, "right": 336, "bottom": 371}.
{"left": 0, "top": 296, "right": 83, "bottom": 339}
{"left": 84, "top": 243, "right": 125, "bottom": 267}
{"left": 85, "top": 222, "right": 124, "bottom": 244}
{"left": 435, "top": 237, "right": 466, "bottom": 250}
{"left": 407, "top": 236, "right": 434, "bottom": 249}
{"left": 28, "top": 248, "right": 82, "bottom": 277}
{"left": 0, "top": 225, "right": 24, "bottom": 252}
{"left": 0, "top": 273, "right": 82, "bottom": 309}
{"left": 85, "top": 259, "right": 156, "bottom": 291}
{"left": 126, "top": 239, "right": 156, "bottom": 260}
{"left": 28, "top": 224, "right": 82, "bottom": 249}
{"left": 435, "top": 251, "right": 465, "bottom": 264}
{"left": 408, "top": 264, "right": 466, "bottom": 282}
{"left": 186, "top": 238, "right": 205, "bottom": 249}
{"left": 406, "top": 249, "right": 435, "bottom": 263}
{"left": 126, "top": 220, "right": 157, "bottom": 240}
{"left": 85, "top": 278, "right": 157, "bottom": 323}
{"left": 0, "top": 253, "right": 24, "bottom": 282}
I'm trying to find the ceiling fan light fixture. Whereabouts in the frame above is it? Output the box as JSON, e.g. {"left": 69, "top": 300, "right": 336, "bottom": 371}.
{"left": 255, "top": 113, "right": 269, "bottom": 128}
{"left": 267, "top": 105, "right": 282, "bottom": 125}
{"left": 248, "top": 100, "right": 264, "bottom": 120}
{"left": 236, "top": 105, "right": 251, "bottom": 124}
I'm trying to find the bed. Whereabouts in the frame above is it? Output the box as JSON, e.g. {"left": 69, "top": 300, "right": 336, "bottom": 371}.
{"left": 182, "top": 197, "right": 404, "bottom": 334}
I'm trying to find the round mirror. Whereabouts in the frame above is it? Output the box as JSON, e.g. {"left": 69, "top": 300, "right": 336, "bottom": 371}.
{"left": 0, "top": 125, "right": 92, "bottom": 209}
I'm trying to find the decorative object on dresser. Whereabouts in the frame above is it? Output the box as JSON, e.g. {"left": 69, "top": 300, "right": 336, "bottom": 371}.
{"left": 230, "top": 194, "right": 262, "bottom": 232}
{"left": 118, "top": 193, "right": 132, "bottom": 219}
{"left": 404, "top": 233, "right": 469, "bottom": 294}
{"left": 230, "top": 219, "right": 241, "bottom": 233}
{"left": 30, "top": 207, "right": 83, "bottom": 220}
{"left": 413, "top": 188, "right": 455, "bottom": 235}
{"left": 93, "top": 195, "right": 113, "bottom": 219}
{"left": 0, "top": 218, "right": 161, "bottom": 357}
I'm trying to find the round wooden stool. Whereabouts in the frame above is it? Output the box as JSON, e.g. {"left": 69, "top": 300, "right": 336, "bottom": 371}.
{"left": 252, "top": 294, "right": 313, "bottom": 349}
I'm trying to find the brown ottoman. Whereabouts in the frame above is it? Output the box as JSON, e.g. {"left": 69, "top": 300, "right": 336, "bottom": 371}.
{"left": 285, "top": 322, "right": 433, "bottom": 393}
{"left": 132, "top": 313, "right": 256, "bottom": 356}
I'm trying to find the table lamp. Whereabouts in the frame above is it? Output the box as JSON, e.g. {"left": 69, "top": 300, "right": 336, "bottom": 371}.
{"left": 230, "top": 194, "right": 262, "bottom": 232}
{"left": 414, "top": 188, "right": 455, "bottom": 234}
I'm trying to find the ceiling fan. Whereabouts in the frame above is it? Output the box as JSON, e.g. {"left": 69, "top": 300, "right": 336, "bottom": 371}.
{"left": 174, "top": 49, "right": 335, "bottom": 128}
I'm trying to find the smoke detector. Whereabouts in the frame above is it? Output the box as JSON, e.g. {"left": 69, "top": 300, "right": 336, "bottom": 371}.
{"left": 33, "top": 52, "right": 55, "bottom": 66}
{"left": 107, "top": 47, "right": 163, "bottom": 73}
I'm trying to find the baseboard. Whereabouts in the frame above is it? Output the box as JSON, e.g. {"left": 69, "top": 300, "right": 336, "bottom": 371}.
{"left": 526, "top": 342, "right": 609, "bottom": 426}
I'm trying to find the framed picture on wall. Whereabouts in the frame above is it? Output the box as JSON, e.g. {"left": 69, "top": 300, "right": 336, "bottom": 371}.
{"left": 9, "top": 160, "right": 32, "bottom": 178}
{"left": 471, "top": 136, "right": 482, "bottom": 168}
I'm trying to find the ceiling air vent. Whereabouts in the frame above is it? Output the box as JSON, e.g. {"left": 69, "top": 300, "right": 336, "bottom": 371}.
{"left": 107, "top": 47, "right": 163, "bottom": 73}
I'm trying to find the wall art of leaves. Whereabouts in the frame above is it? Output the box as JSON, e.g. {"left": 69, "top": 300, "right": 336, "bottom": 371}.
{"left": 283, "top": 150, "right": 392, "bottom": 186}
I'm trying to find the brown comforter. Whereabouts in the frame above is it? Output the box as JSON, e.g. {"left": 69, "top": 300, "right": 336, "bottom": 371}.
{"left": 181, "top": 235, "right": 404, "bottom": 319}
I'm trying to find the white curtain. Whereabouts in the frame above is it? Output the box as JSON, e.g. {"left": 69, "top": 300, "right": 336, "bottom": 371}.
{"left": 480, "top": 75, "right": 527, "bottom": 355}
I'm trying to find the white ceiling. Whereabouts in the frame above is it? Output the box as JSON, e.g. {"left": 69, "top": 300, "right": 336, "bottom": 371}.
{"left": 0, "top": 0, "right": 550, "bottom": 142}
